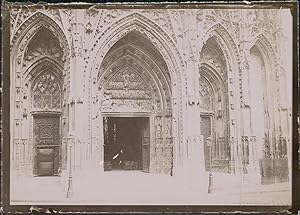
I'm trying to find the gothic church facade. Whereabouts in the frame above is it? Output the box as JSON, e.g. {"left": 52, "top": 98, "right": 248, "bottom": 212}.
{"left": 10, "top": 7, "right": 292, "bottom": 185}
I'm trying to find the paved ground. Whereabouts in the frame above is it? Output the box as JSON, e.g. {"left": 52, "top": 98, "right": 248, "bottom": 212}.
{"left": 10, "top": 170, "right": 291, "bottom": 205}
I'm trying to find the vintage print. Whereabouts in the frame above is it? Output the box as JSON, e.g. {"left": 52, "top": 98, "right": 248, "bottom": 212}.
{"left": 9, "top": 7, "right": 293, "bottom": 205}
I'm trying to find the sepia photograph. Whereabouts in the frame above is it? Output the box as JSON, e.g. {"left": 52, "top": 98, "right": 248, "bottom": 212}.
{"left": 7, "top": 5, "right": 293, "bottom": 206}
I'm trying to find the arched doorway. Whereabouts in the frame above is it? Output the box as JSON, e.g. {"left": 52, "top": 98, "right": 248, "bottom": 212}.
{"left": 95, "top": 31, "right": 173, "bottom": 174}
{"left": 249, "top": 39, "right": 289, "bottom": 184}
{"left": 25, "top": 28, "right": 65, "bottom": 176}
{"left": 199, "top": 37, "right": 230, "bottom": 173}
{"left": 11, "top": 19, "right": 69, "bottom": 177}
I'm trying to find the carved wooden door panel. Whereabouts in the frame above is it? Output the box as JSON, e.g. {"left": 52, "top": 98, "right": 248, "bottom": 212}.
{"left": 142, "top": 118, "right": 150, "bottom": 172}
{"left": 33, "top": 115, "right": 60, "bottom": 176}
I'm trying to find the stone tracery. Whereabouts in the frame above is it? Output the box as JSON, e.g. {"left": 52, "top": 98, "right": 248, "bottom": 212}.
{"left": 32, "top": 73, "right": 62, "bottom": 109}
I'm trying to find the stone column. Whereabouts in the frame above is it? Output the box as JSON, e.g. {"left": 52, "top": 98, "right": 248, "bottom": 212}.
{"left": 238, "top": 10, "right": 255, "bottom": 179}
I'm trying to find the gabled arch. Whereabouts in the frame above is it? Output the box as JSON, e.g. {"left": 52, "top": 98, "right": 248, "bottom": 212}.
{"left": 11, "top": 12, "right": 69, "bottom": 61}
{"left": 11, "top": 12, "right": 70, "bottom": 112}
{"left": 89, "top": 12, "right": 183, "bottom": 92}
{"left": 251, "top": 33, "right": 278, "bottom": 73}
{"left": 250, "top": 33, "right": 279, "bottom": 109}
{"left": 203, "top": 23, "right": 240, "bottom": 71}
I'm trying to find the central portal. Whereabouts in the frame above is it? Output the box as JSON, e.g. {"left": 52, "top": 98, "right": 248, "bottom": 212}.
{"left": 103, "top": 117, "right": 150, "bottom": 172}
{"left": 95, "top": 31, "right": 174, "bottom": 175}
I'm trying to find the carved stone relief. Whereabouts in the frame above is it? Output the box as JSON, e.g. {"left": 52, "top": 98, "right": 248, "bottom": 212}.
{"left": 100, "top": 65, "right": 159, "bottom": 113}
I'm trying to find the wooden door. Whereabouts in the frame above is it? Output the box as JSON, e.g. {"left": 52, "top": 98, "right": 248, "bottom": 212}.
{"left": 200, "top": 115, "right": 212, "bottom": 171}
{"left": 103, "top": 117, "right": 114, "bottom": 171}
{"left": 33, "top": 115, "right": 60, "bottom": 176}
{"left": 142, "top": 118, "right": 150, "bottom": 172}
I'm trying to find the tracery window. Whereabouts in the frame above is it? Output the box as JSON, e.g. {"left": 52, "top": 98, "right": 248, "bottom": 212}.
{"left": 32, "top": 73, "right": 62, "bottom": 109}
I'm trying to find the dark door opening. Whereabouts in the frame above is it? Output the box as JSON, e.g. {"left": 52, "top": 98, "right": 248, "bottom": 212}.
{"left": 103, "top": 117, "right": 150, "bottom": 172}
{"left": 200, "top": 115, "right": 212, "bottom": 171}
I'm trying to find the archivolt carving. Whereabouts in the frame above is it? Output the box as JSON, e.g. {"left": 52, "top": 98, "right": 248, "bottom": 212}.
{"left": 98, "top": 41, "right": 170, "bottom": 88}
{"left": 200, "top": 37, "right": 227, "bottom": 81}
{"left": 203, "top": 23, "right": 240, "bottom": 68}
{"left": 90, "top": 12, "right": 184, "bottom": 79}
{"left": 252, "top": 34, "right": 279, "bottom": 102}
{"left": 251, "top": 34, "right": 278, "bottom": 68}
{"left": 204, "top": 11, "right": 241, "bottom": 42}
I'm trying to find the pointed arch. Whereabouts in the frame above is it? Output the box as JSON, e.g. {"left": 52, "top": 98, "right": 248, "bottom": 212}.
{"left": 24, "top": 57, "right": 63, "bottom": 86}
{"left": 11, "top": 11, "right": 71, "bottom": 106}
{"left": 88, "top": 12, "right": 185, "bottom": 172}
{"left": 10, "top": 12, "right": 70, "bottom": 177}
{"left": 249, "top": 33, "right": 280, "bottom": 160}
{"left": 11, "top": 11, "right": 69, "bottom": 65}
{"left": 252, "top": 33, "right": 278, "bottom": 73}
{"left": 89, "top": 12, "right": 183, "bottom": 91}
{"left": 203, "top": 23, "right": 240, "bottom": 71}
{"left": 200, "top": 23, "right": 238, "bottom": 173}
